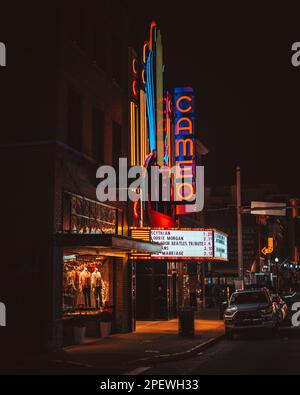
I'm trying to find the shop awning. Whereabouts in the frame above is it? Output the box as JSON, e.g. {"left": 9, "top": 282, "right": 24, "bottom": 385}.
{"left": 55, "top": 233, "right": 161, "bottom": 256}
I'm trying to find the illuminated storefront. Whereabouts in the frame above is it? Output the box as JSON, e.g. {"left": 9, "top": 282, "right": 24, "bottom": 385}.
{"left": 130, "top": 227, "right": 228, "bottom": 319}
{"left": 127, "top": 22, "right": 229, "bottom": 320}
{"left": 57, "top": 192, "right": 161, "bottom": 344}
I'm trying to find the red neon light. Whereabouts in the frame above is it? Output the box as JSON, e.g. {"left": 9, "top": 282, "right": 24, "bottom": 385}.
{"left": 149, "top": 210, "right": 175, "bottom": 228}
{"left": 132, "top": 80, "right": 138, "bottom": 97}
{"left": 149, "top": 21, "right": 157, "bottom": 50}
{"left": 133, "top": 200, "right": 139, "bottom": 227}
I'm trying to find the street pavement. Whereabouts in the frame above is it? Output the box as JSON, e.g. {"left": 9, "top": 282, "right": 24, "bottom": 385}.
{"left": 144, "top": 327, "right": 300, "bottom": 375}
{"left": 3, "top": 314, "right": 300, "bottom": 375}
{"left": 2, "top": 309, "right": 224, "bottom": 374}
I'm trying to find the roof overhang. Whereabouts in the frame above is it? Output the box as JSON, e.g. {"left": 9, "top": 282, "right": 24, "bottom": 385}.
{"left": 56, "top": 233, "right": 161, "bottom": 257}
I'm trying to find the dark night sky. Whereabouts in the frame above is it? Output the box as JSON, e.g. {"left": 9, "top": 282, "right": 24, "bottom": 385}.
{"left": 128, "top": 1, "right": 300, "bottom": 195}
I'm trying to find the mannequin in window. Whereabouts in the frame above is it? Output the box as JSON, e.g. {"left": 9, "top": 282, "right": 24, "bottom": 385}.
{"left": 91, "top": 267, "right": 103, "bottom": 309}
{"left": 80, "top": 266, "right": 91, "bottom": 308}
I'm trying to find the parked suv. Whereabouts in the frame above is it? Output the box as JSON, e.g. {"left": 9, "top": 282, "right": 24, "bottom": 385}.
{"left": 223, "top": 288, "right": 279, "bottom": 339}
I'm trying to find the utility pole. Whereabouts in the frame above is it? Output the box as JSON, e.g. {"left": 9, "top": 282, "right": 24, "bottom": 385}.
{"left": 236, "top": 166, "right": 244, "bottom": 289}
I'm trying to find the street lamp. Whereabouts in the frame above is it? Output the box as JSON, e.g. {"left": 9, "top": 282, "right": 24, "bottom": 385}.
{"left": 274, "top": 257, "right": 280, "bottom": 293}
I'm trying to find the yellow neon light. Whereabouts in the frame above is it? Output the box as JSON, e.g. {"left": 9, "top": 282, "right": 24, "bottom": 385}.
{"left": 130, "top": 101, "right": 136, "bottom": 166}
{"left": 140, "top": 89, "right": 148, "bottom": 165}
{"left": 142, "top": 68, "right": 146, "bottom": 84}
{"left": 175, "top": 163, "right": 193, "bottom": 179}
{"left": 175, "top": 138, "right": 194, "bottom": 156}
{"left": 175, "top": 117, "right": 193, "bottom": 135}
{"left": 132, "top": 58, "right": 138, "bottom": 74}
{"left": 130, "top": 226, "right": 227, "bottom": 233}
{"left": 176, "top": 183, "right": 195, "bottom": 201}
{"left": 143, "top": 42, "right": 148, "bottom": 64}
{"left": 135, "top": 102, "right": 140, "bottom": 165}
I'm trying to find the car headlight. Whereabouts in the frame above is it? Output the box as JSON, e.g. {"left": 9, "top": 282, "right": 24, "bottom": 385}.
{"left": 224, "top": 307, "right": 237, "bottom": 317}
{"left": 260, "top": 306, "right": 273, "bottom": 314}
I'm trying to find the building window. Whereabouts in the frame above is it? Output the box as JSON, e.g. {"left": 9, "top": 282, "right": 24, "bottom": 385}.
{"left": 63, "top": 255, "right": 113, "bottom": 315}
{"left": 112, "top": 121, "right": 122, "bottom": 169}
{"left": 112, "top": 35, "right": 122, "bottom": 86}
{"left": 67, "top": 87, "right": 82, "bottom": 152}
{"left": 92, "top": 108, "right": 104, "bottom": 163}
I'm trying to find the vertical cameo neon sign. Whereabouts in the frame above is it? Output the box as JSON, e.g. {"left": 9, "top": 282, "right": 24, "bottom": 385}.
{"left": 174, "top": 87, "right": 196, "bottom": 214}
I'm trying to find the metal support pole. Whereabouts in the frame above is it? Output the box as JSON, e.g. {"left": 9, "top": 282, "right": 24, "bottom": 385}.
{"left": 236, "top": 166, "right": 244, "bottom": 289}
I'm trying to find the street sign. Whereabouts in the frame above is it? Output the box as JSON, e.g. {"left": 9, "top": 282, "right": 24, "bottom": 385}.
{"left": 250, "top": 201, "right": 286, "bottom": 216}
{"left": 261, "top": 237, "right": 274, "bottom": 255}
{"left": 268, "top": 237, "right": 273, "bottom": 253}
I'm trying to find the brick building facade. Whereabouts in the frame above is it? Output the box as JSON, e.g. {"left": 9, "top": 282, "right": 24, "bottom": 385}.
{"left": 0, "top": 1, "right": 159, "bottom": 356}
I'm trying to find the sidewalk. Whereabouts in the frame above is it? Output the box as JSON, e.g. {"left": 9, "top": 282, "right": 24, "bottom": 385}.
{"left": 10, "top": 309, "right": 224, "bottom": 375}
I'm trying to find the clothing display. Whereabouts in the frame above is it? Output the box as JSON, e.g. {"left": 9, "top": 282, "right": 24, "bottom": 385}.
{"left": 80, "top": 268, "right": 91, "bottom": 289}
{"left": 83, "top": 287, "right": 91, "bottom": 308}
{"left": 63, "top": 257, "right": 111, "bottom": 314}
{"left": 92, "top": 268, "right": 103, "bottom": 308}
{"left": 94, "top": 286, "right": 102, "bottom": 309}
{"left": 91, "top": 268, "right": 102, "bottom": 287}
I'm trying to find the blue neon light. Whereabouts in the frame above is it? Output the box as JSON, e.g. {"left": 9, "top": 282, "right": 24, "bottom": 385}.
{"left": 145, "top": 50, "right": 156, "bottom": 152}
{"left": 163, "top": 133, "right": 169, "bottom": 164}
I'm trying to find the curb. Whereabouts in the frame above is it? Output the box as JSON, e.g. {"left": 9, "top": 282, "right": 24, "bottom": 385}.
{"left": 129, "top": 333, "right": 225, "bottom": 365}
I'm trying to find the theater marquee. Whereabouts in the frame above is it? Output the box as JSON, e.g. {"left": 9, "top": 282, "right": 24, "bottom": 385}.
{"left": 149, "top": 229, "right": 228, "bottom": 260}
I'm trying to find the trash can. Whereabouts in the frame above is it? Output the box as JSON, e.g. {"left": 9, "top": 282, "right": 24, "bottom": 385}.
{"left": 178, "top": 307, "right": 195, "bottom": 337}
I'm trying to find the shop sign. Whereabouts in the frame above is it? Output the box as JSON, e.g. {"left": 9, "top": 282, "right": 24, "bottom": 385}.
{"left": 214, "top": 231, "right": 228, "bottom": 260}
{"left": 64, "top": 192, "right": 118, "bottom": 234}
{"left": 173, "top": 87, "right": 196, "bottom": 215}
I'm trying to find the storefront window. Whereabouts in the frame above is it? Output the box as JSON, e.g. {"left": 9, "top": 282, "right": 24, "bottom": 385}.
{"left": 63, "top": 255, "right": 113, "bottom": 315}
